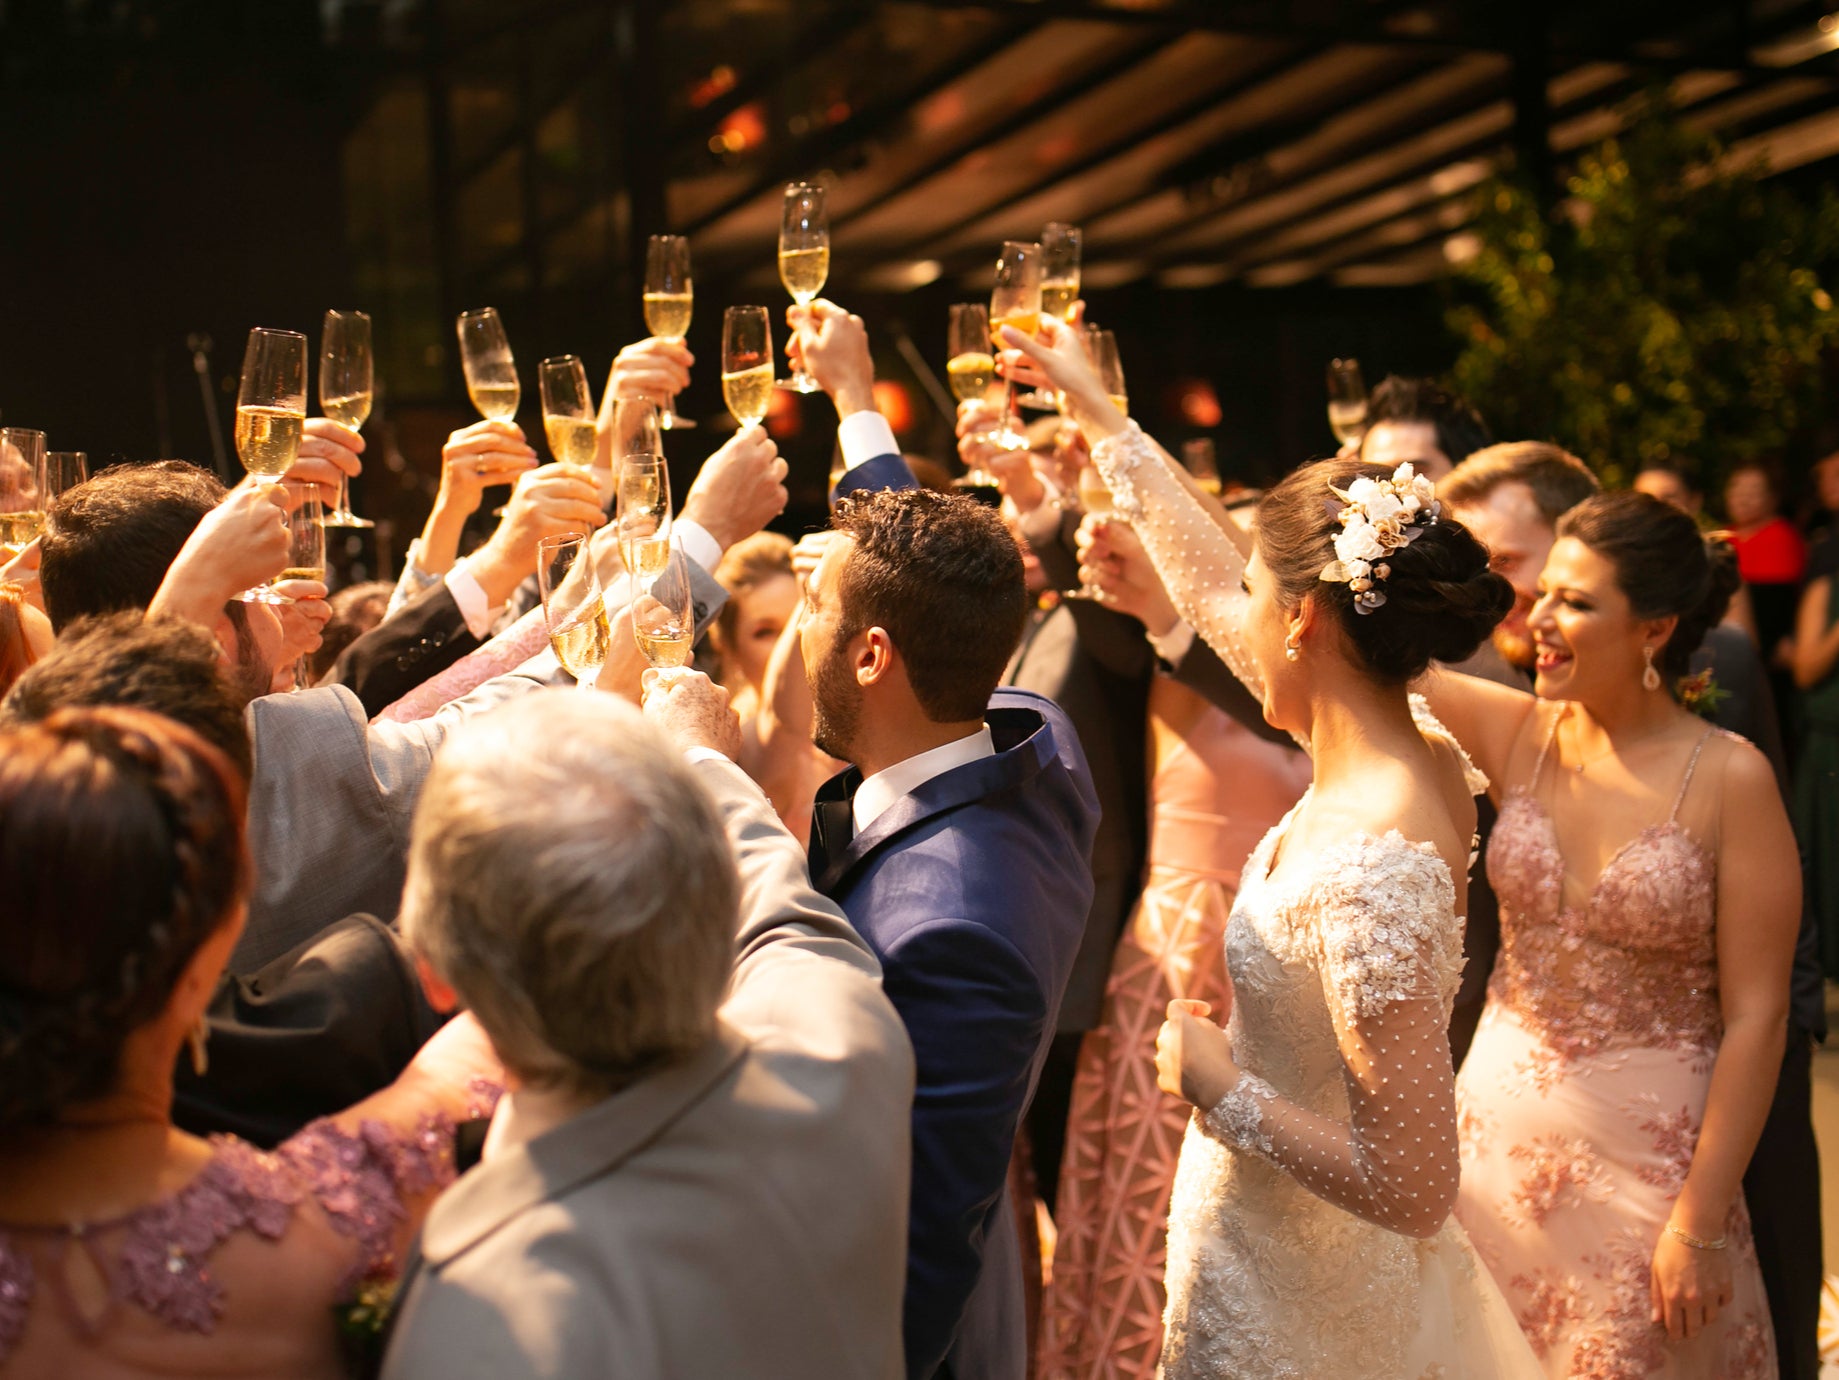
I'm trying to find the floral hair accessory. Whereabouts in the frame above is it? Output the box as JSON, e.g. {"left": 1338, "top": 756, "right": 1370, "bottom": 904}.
{"left": 1319, "top": 462, "right": 1440, "bottom": 613}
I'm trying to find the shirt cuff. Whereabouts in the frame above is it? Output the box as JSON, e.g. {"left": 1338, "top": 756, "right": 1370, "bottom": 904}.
{"left": 673, "top": 519, "right": 723, "bottom": 573}
{"left": 837, "top": 411, "right": 899, "bottom": 471}
{"left": 683, "top": 745, "right": 731, "bottom": 766}
{"left": 1147, "top": 619, "right": 1196, "bottom": 667}
{"left": 446, "top": 562, "right": 507, "bottom": 641}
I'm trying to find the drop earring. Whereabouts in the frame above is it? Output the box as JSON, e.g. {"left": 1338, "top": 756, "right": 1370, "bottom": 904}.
{"left": 1642, "top": 646, "right": 1661, "bottom": 691}
{"left": 188, "top": 1016, "right": 210, "bottom": 1077}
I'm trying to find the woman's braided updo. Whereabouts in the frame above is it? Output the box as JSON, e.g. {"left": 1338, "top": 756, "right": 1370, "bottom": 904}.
{"left": 0, "top": 707, "right": 249, "bottom": 1126}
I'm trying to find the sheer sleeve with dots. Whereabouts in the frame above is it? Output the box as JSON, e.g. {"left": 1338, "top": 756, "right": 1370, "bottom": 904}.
{"left": 1203, "top": 833, "right": 1465, "bottom": 1239}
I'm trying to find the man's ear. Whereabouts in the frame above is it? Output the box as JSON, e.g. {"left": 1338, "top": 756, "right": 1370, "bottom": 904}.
{"left": 857, "top": 626, "right": 895, "bottom": 689}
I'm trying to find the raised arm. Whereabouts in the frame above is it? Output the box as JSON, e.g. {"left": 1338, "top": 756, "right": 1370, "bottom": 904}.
{"left": 1157, "top": 838, "right": 1464, "bottom": 1237}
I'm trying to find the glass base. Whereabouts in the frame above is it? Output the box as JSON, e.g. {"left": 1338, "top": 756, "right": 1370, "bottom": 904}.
{"left": 777, "top": 372, "right": 823, "bottom": 394}
{"left": 321, "top": 510, "right": 375, "bottom": 529}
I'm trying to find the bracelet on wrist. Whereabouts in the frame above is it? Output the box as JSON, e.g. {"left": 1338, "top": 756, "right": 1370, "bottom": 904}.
{"left": 1664, "top": 1221, "right": 1727, "bottom": 1251}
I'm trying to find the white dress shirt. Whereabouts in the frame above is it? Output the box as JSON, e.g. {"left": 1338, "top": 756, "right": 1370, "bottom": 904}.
{"left": 836, "top": 411, "right": 901, "bottom": 473}
{"left": 852, "top": 725, "right": 995, "bottom": 835}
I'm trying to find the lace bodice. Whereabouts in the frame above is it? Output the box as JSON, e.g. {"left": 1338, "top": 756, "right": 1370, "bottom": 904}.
{"left": 1486, "top": 718, "right": 1724, "bottom": 1064}
{"left": 0, "top": 1110, "right": 474, "bottom": 1368}
{"left": 1161, "top": 809, "right": 1475, "bottom": 1378}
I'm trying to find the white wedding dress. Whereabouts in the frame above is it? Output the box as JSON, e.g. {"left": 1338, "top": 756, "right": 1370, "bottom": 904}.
{"left": 1088, "top": 423, "right": 1541, "bottom": 1379}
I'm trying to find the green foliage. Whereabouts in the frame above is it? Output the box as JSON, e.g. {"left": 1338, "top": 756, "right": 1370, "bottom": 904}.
{"left": 1448, "top": 92, "right": 1839, "bottom": 488}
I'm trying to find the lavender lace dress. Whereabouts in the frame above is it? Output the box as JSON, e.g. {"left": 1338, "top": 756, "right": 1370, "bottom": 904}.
{"left": 0, "top": 1107, "right": 486, "bottom": 1379}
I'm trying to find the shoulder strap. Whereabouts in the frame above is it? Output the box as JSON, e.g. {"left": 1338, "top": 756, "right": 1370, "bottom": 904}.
{"left": 1668, "top": 727, "right": 1718, "bottom": 821}
{"left": 1529, "top": 701, "right": 1565, "bottom": 787}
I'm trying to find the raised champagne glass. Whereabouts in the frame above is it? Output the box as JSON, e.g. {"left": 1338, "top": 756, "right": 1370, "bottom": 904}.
{"left": 458, "top": 307, "right": 520, "bottom": 515}
{"left": 0, "top": 429, "right": 46, "bottom": 557}
{"left": 319, "top": 309, "right": 375, "bottom": 528}
{"left": 722, "top": 306, "right": 774, "bottom": 428}
{"left": 540, "top": 355, "right": 599, "bottom": 473}
{"left": 1019, "top": 222, "right": 1081, "bottom": 408}
{"left": 615, "top": 453, "right": 673, "bottom": 585}
{"left": 777, "top": 182, "right": 828, "bottom": 393}
{"left": 44, "top": 451, "right": 87, "bottom": 502}
{"left": 280, "top": 479, "right": 326, "bottom": 687}
{"left": 234, "top": 328, "right": 308, "bottom": 603}
{"left": 1327, "top": 357, "right": 1368, "bottom": 446}
{"left": 631, "top": 543, "right": 695, "bottom": 669}
{"left": 1088, "top": 328, "right": 1128, "bottom": 418}
{"left": 644, "top": 234, "right": 697, "bottom": 431}
{"left": 947, "top": 303, "right": 1002, "bottom": 488}
{"left": 989, "top": 240, "right": 1041, "bottom": 451}
{"left": 539, "top": 533, "right": 610, "bottom": 689}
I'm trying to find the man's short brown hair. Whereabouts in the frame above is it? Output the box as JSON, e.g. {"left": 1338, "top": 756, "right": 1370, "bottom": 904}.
{"left": 1438, "top": 441, "right": 1600, "bottom": 528}
{"left": 829, "top": 489, "right": 1028, "bottom": 723}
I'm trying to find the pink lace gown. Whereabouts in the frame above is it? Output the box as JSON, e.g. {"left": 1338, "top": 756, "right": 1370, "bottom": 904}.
{"left": 1454, "top": 718, "right": 1777, "bottom": 1377}
{"left": 1038, "top": 678, "right": 1310, "bottom": 1380}
{"left": 0, "top": 1095, "right": 495, "bottom": 1379}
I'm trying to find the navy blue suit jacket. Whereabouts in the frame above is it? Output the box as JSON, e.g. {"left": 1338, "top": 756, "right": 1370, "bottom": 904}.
{"left": 809, "top": 690, "right": 1098, "bottom": 1379}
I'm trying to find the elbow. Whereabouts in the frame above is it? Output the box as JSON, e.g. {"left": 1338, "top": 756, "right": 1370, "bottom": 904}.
{"left": 1376, "top": 1177, "right": 1459, "bottom": 1240}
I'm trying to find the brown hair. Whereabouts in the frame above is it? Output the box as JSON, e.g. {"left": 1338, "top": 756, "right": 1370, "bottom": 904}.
{"left": 1256, "top": 457, "right": 1513, "bottom": 683}
{"left": 1556, "top": 491, "right": 1740, "bottom": 681}
{"left": 829, "top": 488, "right": 1028, "bottom": 722}
{"left": 711, "top": 531, "right": 795, "bottom": 667}
{"left": 0, "top": 707, "right": 250, "bottom": 1125}
{"left": 1438, "top": 441, "right": 1600, "bottom": 528}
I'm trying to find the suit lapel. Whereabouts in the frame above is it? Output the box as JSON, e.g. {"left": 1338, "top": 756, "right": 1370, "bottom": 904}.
{"left": 418, "top": 1021, "right": 749, "bottom": 1266}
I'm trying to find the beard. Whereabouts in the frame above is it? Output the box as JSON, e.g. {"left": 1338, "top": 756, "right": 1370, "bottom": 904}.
{"left": 808, "top": 641, "right": 862, "bottom": 763}
{"left": 1493, "top": 621, "right": 1535, "bottom": 671}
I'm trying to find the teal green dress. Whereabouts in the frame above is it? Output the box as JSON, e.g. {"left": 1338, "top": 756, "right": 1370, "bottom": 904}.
{"left": 1794, "top": 540, "right": 1839, "bottom": 976}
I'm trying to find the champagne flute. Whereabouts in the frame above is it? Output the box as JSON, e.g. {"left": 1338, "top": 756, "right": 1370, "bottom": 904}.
{"left": 44, "top": 451, "right": 87, "bottom": 502}
{"left": 947, "top": 303, "right": 1003, "bottom": 488}
{"left": 612, "top": 397, "right": 663, "bottom": 463}
{"left": 0, "top": 429, "right": 46, "bottom": 556}
{"left": 280, "top": 479, "right": 326, "bottom": 687}
{"left": 1060, "top": 459, "right": 1118, "bottom": 602}
{"left": 1019, "top": 223, "right": 1081, "bottom": 408}
{"left": 319, "top": 309, "right": 375, "bottom": 528}
{"left": 234, "top": 328, "right": 308, "bottom": 603}
{"left": 458, "top": 307, "right": 520, "bottom": 515}
{"left": 722, "top": 306, "right": 774, "bottom": 428}
{"left": 539, "top": 533, "right": 611, "bottom": 689}
{"left": 616, "top": 453, "right": 673, "bottom": 584}
{"left": 777, "top": 182, "right": 829, "bottom": 393}
{"left": 1088, "top": 328, "right": 1129, "bottom": 417}
{"left": 989, "top": 240, "right": 1041, "bottom": 451}
{"left": 540, "top": 355, "right": 598, "bottom": 472}
{"left": 644, "top": 235, "right": 697, "bottom": 431}
{"left": 632, "top": 543, "right": 696, "bottom": 668}
{"left": 1327, "top": 357, "right": 1368, "bottom": 446}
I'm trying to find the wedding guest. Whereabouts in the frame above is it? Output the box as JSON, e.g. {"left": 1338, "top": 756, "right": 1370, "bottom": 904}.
{"left": 1636, "top": 459, "right": 1706, "bottom": 519}
{"left": 1359, "top": 374, "right": 1493, "bottom": 480}
{"left": 382, "top": 684, "right": 913, "bottom": 1380}
{"left": 791, "top": 476, "right": 1098, "bottom": 1374}
{"left": 0, "top": 706, "right": 498, "bottom": 1378}
{"left": 1793, "top": 537, "right": 1839, "bottom": 985}
{"left": 309, "top": 578, "right": 394, "bottom": 680}
{"left": 1726, "top": 462, "right": 1806, "bottom": 688}
{"left": 0, "top": 580, "right": 52, "bottom": 696}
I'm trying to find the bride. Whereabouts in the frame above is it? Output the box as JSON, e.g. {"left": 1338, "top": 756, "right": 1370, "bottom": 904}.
{"left": 1007, "top": 319, "right": 1542, "bottom": 1378}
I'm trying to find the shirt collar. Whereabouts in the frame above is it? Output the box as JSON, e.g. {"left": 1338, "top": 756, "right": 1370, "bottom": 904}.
{"left": 852, "top": 725, "right": 995, "bottom": 834}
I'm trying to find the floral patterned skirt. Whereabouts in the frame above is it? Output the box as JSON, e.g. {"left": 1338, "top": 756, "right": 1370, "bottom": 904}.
{"left": 1454, "top": 1004, "right": 1776, "bottom": 1379}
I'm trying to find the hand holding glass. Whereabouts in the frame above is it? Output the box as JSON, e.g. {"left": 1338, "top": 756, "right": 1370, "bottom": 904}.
{"left": 778, "top": 183, "right": 829, "bottom": 393}
{"left": 540, "top": 533, "right": 611, "bottom": 687}
{"left": 644, "top": 235, "right": 697, "bottom": 431}
{"left": 988, "top": 241, "right": 1041, "bottom": 449}
{"left": 1020, "top": 223, "right": 1081, "bottom": 408}
{"left": 540, "top": 355, "right": 599, "bottom": 471}
{"left": 234, "top": 328, "right": 308, "bottom": 603}
{"left": 616, "top": 454, "right": 673, "bottom": 583}
{"left": 0, "top": 429, "right": 46, "bottom": 554}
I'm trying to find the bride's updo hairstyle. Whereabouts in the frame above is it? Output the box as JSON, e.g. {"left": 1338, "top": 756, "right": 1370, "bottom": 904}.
{"left": 0, "top": 707, "right": 249, "bottom": 1126}
{"left": 1556, "top": 490, "right": 1740, "bottom": 681}
{"left": 1256, "top": 457, "right": 1512, "bottom": 683}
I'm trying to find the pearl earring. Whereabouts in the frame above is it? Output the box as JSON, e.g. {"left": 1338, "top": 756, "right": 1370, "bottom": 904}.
{"left": 1642, "top": 646, "right": 1661, "bottom": 692}
{"left": 1284, "top": 638, "right": 1301, "bottom": 662}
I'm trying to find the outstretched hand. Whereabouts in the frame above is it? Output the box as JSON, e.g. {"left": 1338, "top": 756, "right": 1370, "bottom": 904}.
{"left": 1000, "top": 316, "right": 1127, "bottom": 442}
{"left": 1076, "top": 513, "right": 1181, "bottom": 635}
{"left": 680, "top": 425, "right": 789, "bottom": 551}
{"left": 787, "top": 299, "right": 877, "bottom": 417}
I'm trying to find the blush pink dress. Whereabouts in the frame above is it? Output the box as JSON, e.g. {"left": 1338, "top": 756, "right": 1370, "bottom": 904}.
{"left": 1037, "top": 679, "right": 1310, "bottom": 1379}
{"left": 1454, "top": 716, "right": 1777, "bottom": 1377}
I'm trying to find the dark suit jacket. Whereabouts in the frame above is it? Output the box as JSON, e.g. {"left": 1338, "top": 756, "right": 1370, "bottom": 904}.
{"left": 320, "top": 580, "right": 481, "bottom": 718}
{"left": 809, "top": 690, "right": 1098, "bottom": 1380}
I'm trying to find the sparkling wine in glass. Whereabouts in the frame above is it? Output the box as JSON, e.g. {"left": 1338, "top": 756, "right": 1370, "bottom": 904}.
{"left": 1327, "top": 357, "right": 1368, "bottom": 446}
{"left": 777, "top": 183, "right": 829, "bottom": 393}
{"left": 0, "top": 429, "right": 46, "bottom": 556}
{"left": 540, "top": 355, "right": 599, "bottom": 473}
{"left": 1020, "top": 223, "right": 1081, "bottom": 409}
{"left": 458, "top": 308, "right": 520, "bottom": 422}
{"left": 616, "top": 453, "right": 673, "bottom": 582}
{"left": 947, "top": 303, "right": 1002, "bottom": 488}
{"left": 539, "top": 532, "right": 610, "bottom": 688}
{"left": 234, "top": 328, "right": 308, "bottom": 603}
{"left": 632, "top": 543, "right": 696, "bottom": 668}
{"left": 644, "top": 235, "right": 697, "bottom": 431}
{"left": 318, "top": 309, "right": 375, "bottom": 529}
{"left": 988, "top": 240, "right": 1042, "bottom": 450}
{"left": 722, "top": 306, "right": 774, "bottom": 428}
{"left": 1087, "top": 328, "right": 1129, "bottom": 418}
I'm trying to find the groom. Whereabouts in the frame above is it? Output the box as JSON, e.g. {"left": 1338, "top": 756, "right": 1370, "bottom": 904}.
{"left": 800, "top": 485, "right": 1098, "bottom": 1380}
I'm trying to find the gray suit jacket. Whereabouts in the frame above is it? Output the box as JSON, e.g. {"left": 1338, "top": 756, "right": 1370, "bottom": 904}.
{"left": 237, "top": 655, "right": 565, "bottom": 969}
{"left": 383, "top": 757, "right": 915, "bottom": 1380}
